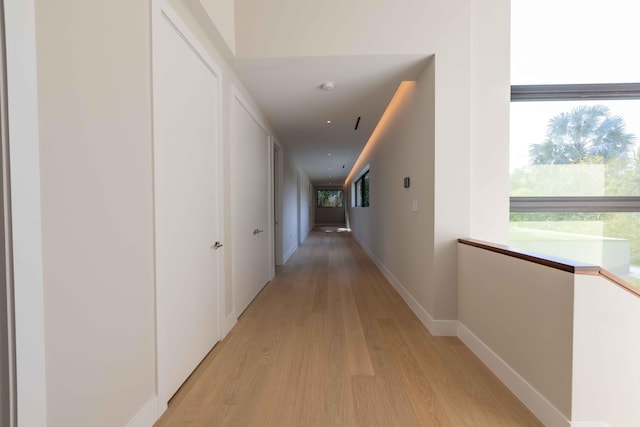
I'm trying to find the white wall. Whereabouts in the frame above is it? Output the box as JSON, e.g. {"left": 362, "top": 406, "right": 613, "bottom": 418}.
{"left": 572, "top": 275, "right": 640, "bottom": 427}
{"left": 345, "top": 66, "right": 443, "bottom": 332}
{"left": 198, "top": 0, "right": 235, "bottom": 53}
{"left": 469, "top": 0, "right": 510, "bottom": 243}
{"left": 297, "top": 169, "right": 311, "bottom": 243}
{"left": 281, "top": 151, "right": 300, "bottom": 263}
{"left": 457, "top": 243, "right": 574, "bottom": 424}
{"left": 35, "top": 1, "right": 156, "bottom": 425}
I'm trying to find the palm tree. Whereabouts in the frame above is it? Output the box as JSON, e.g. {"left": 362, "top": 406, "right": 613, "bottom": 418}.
{"left": 529, "top": 105, "right": 636, "bottom": 165}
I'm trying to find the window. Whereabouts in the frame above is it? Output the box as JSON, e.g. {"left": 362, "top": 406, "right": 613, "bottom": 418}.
{"left": 510, "top": 0, "right": 640, "bottom": 286}
{"left": 317, "top": 189, "right": 344, "bottom": 208}
{"left": 354, "top": 170, "right": 369, "bottom": 207}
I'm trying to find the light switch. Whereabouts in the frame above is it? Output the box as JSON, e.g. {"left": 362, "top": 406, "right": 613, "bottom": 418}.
{"left": 412, "top": 200, "right": 418, "bottom": 212}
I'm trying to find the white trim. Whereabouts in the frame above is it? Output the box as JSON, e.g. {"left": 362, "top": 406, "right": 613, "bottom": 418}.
{"left": 283, "top": 243, "right": 298, "bottom": 265}
{"left": 457, "top": 322, "right": 570, "bottom": 427}
{"left": 126, "top": 396, "right": 160, "bottom": 427}
{"left": 570, "top": 423, "right": 608, "bottom": 427}
{"left": 5, "top": 0, "right": 48, "bottom": 425}
{"left": 222, "top": 311, "right": 237, "bottom": 338}
{"left": 267, "top": 136, "right": 275, "bottom": 279}
{"left": 272, "top": 139, "right": 284, "bottom": 267}
{"left": 352, "top": 234, "right": 457, "bottom": 337}
{"left": 354, "top": 164, "right": 370, "bottom": 182}
{"left": 151, "top": 0, "right": 225, "bottom": 407}
{"left": 230, "top": 86, "right": 271, "bottom": 135}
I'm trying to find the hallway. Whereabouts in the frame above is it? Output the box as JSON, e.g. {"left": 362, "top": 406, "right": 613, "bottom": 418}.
{"left": 155, "top": 230, "right": 542, "bottom": 426}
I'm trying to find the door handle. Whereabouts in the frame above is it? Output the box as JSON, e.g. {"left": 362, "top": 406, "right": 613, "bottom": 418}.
{"left": 212, "top": 241, "right": 223, "bottom": 250}
{"left": 253, "top": 229, "right": 264, "bottom": 235}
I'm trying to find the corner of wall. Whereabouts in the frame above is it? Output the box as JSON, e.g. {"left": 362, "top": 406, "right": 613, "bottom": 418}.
{"left": 352, "top": 233, "right": 457, "bottom": 337}
{"left": 282, "top": 242, "right": 298, "bottom": 264}
{"left": 222, "top": 310, "right": 237, "bottom": 338}
{"left": 125, "top": 396, "right": 160, "bottom": 427}
{"left": 456, "top": 322, "right": 570, "bottom": 427}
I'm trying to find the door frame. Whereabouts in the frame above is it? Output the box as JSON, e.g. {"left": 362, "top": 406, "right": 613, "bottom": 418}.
{"left": 3, "top": 1, "right": 46, "bottom": 425}
{"left": 151, "top": 0, "right": 225, "bottom": 410}
{"left": 0, "top": 1, "right": 15, "bottom": 424}
{"left": 271, "top": 138, "right": 283, "bottom": 268}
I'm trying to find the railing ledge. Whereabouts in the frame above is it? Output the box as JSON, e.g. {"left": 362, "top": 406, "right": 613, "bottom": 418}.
{"left": 458, "top": 238, "right": 640, "bottom": 298}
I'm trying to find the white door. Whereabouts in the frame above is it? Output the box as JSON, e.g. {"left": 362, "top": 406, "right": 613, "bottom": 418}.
{"left": 152, "top": 1, "right": 223, "bottom": 407}
{"left": 232, "top": 94, "right": 272, "bottom": 316}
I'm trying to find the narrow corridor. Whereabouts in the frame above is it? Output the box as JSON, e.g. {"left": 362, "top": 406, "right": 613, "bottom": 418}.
{"left": 155, "top": 230, "right": 541, "bottom": 426}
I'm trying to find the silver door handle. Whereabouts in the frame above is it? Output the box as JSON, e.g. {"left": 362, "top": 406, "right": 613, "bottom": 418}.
{"left": 253, "top": 229, "right": 264, "bottom": 235}
{"left": 212, "top": 241, "right": 223, "bottom": 249}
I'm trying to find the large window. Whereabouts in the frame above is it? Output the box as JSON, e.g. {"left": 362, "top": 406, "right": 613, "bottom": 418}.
{"left": 317, "top": 189, "right": 344, "bottom": 208}
{"left": 511, "top": 0, "right": 640, "bottom": 286}
{"left": 354, "top": 170, "right": 369, "bottom": 207}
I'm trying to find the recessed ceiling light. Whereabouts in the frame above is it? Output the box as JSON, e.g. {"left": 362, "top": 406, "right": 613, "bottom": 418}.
{"left": 326, "top": 120, "right": 331, "bottom": 124}
{"left": 328, "top": 153, "right": 331, "bottom": 156}
{"left": 321, "top": 82, "right": 335, "bottom": 91}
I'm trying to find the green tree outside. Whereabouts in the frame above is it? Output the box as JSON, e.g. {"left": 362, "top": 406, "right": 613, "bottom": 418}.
{"left": 511, "top": 105, "right": 640, "bottom": 272}
{"left": 317, "top": 190, "right": 344, "bottom": 208}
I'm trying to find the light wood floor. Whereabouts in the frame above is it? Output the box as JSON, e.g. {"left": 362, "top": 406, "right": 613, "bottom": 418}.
{"left": 155, "top": 230, "right": 542, "bottom": 426}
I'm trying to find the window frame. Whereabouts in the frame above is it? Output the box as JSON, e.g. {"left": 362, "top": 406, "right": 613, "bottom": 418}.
{"left": 316, "top": 189, "right": 344, "bottom": 208}
{"left": 510, "top": 82, "right": 640, "bottom": 214}
{"left": 511, "top": 83, "right": 640, "bottom": 102}
{"left": 354, "top": 170, "right": 370, "bottom": 207}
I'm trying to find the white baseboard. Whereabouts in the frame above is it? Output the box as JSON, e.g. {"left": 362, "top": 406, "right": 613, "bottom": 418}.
{"left": 126, "top": 396, "right": 160, "bottom": 427}
{"left": 352, "top": 235, "right": 456, "bottom": 337}
{"left": 390, "top": 274, "right": 457, "bottom": 337}
{"left": 222, "top": 310, "right": 237, "bottom": 338}
{"left": 283, "top": 243, "right": 298, "bottom": 265}
{"left": 457, "top": 322, "right": 570, "bottom": 427}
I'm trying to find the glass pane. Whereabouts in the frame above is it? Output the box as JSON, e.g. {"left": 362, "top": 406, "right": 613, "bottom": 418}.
{"left": 355, "top": 181, "right": 362, "bottom": 207}
{"left": 362, "top": 173, "right": 370, "bottom": 207}
{"left": 317, "top": 190, "right": 344, "bottom": 208}
{"left": 510, "top": 212, "right": 640, "bottom": 288}
{"left": 511, "top": 0, "right": 640, "bottom": 85}
{"left": 510, "top": 100, "right": 640, "bottom": 196}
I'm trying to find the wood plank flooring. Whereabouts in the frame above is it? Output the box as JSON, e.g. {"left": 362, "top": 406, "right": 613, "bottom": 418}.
{"left": 154, "top": 230, "right": 542, "bottom": 426}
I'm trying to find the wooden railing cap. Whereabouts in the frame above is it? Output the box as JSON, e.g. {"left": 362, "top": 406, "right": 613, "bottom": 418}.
{"left": 458, "top": 237, "right": 640, "bottom": 298}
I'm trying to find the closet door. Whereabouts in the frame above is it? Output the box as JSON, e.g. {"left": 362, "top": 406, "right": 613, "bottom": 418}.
{"left": 232, "top": 92, "right": 272, "bottom": 316}
{"left": 152, "top": 1, "right": 223, "bottom": 407}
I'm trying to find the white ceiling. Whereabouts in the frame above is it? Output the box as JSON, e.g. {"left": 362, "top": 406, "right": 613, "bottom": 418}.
{"left": 235, "top": 55, "right": 430, "bottom": 185}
